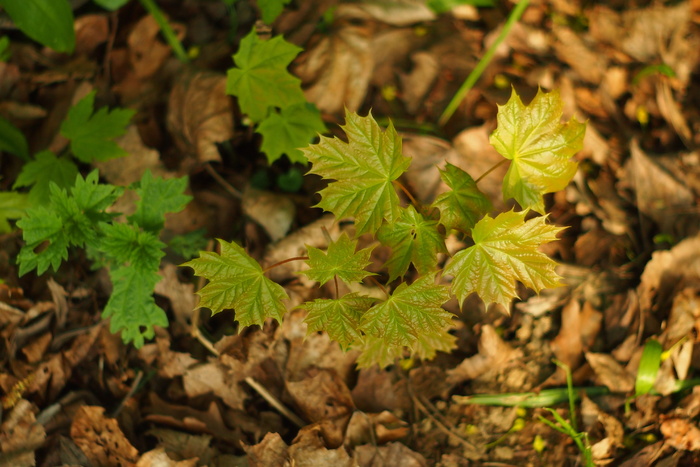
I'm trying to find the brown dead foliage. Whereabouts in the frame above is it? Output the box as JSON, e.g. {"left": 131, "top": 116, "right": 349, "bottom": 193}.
{"left": 2, "top": 0, "right": 700, "bottom": 465}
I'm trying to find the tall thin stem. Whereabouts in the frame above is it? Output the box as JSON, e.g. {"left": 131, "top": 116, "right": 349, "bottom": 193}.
{"left": 438, "top": 0, "right": 530, "bottom": 126}
{"left": 139, "top": 0, "right": 190, "bottom": 63}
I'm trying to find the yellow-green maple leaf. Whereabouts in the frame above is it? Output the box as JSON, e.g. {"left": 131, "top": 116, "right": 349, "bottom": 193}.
{"left": 182, "top": 239, "right": 288, "bottom": 328}
{"left": 490, "top": 88, "right": 585, "bottom": 214}
{"left": 444, "top": 210, "right": 565, "bottom": 312}
{"left": 302, "top": 110, "right": 411, "bottom": 236}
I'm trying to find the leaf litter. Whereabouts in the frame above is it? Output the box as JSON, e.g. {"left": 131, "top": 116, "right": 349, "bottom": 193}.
{"left": 2, "top": 0, "right": 700, "bottom": 465}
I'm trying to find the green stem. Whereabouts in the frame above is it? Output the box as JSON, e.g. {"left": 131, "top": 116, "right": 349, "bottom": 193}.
{"left": 438, "top": 0, "right": 530, "bottom": 126}
{"left": 138, "top": 0, "right": 190, "bottom": 63}
{"left": 475, "top": 159, "right": 508, "bottom": 184}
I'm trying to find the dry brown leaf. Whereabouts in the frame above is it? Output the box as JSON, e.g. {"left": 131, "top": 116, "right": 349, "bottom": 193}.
{"left": 20, "top": 332, "right": 51, "bottom": 364}
{"left": 70, "top": 406, "right": 139, "bottom": 466}
{"left": 74, "top": 14, "right": 109, "bottom": 56}
{"left": 553, "top": 26, "right": 606, "bottom": 85}
{"left": 661, "top": 418, "right": 700, "bottom": 451}
{"left": 289, "top": 425, "right": 356, "bottom": 466}
{"left": 286, "top": 370, "right": 355, "bottom": 447}
{"left": 167, "top": 70, "right": 234, "bottom": 164}
{"left": 146, "top": 428, "right": 218, "bottom": 465}
{"left": 94, "top": 125, "right": 165, "bottom": 187}
{"left": 628, "top": 140, "right": 696, "bottom": 238}
{"left": 446, "top": 325, "right": 522, "bottom": 386}
{"left": 581, "top": 396, "right": 624, "bottom": 464}
{"left": 0, "top": 399, "right": 45, "bottom": 467}
{"left": 128, "top": 15, "right": 183, "bottom": 79}
{"left": 344, "top": 411, "right": 409, "bottom": 448}
{"left": 294, "top": 5, "right": 373, "bottom": 114}
{"left": 242, "top": 187, "right": 296, "bottom": 242}
{"left": 351, "top": 366, "right": 410, "bottom": 413}
{"left": 155, "top": 264, "right": 196, "bottom": 327}
{"left": 145, "top": 394, "right": 242, "bottom": 444}
{"left": 399, "top": 52, "right": 439, "bottom": 114}
{"left": 585, "top": 352, "right": 635, "bottom": 393}
{"left": 354, "top": 442, "right": 428, "bottom": 467}
{"left": 136, "top": 447, "right": 198, "bottom": 467}
{"left": 637, "top": 233, "right": 700, "bottom": 317}
{"left": 244, "top": 432, "right": 289, "bottom": 467}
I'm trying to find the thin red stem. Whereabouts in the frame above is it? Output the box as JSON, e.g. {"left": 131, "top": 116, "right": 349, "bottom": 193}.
{"left": 393, "top": 180, "right": 420, "bottom": 208}
{"left": 263, "top": 256, "right": 308, "bottom": 273}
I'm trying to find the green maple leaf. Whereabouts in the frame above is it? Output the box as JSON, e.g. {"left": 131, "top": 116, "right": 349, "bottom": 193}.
{"left": 226, "top": 29, "right": 306, "bottom": 123}
{"left": 355, "top": 335, "right": 406, "bottom": 369}
{"left": 99, "top": 222, "right": 165, "bottom": 272}
{"left": 257, "top": 0, "right": 292, "bottom": 23}
{"left": 490, "top": 88, "right": 585, "bottom": 214}
{"left": 16, "top": 171, "right": 122, "bottom": 276}
{"left": 377, "top": 205, "right": 447, "bottom": 281}
{"left": 431, "top": 162, "right": 492, "bottom": 233}
{"left": 0, "top": 192, "right": 29, "bottom": 233}
{"left": 360, "top": 274, "right": 452, "bottom": 348}
{"left": 127, "top": 171, "right": 191, "bottom": 232}
{"left": 183, "top": 239, "right": 289, "bottom": 327}
{"left": 298, "top": 293, "right": 375, "bottom": 350}
{"left": 13, "top": 150, "right": 79, "bottom": 205}
{"left": 103, "top": 266, "right": 168, "bottom": 348}
{"left": 302, "top": 110, "right": 411, "bottom": 236}
{"left": 60, "top": 91, "right": 135, "bottom": 163}
{"left": 412, "top": 327, "right": 457, "bottom": 361}
{"left": 301, "top": 232, "right": 376, "bottom": 286}
{"left": 256, "top": 102, "right": 326, "bottom": 164}
{"left": 444, "top": 210, "right": 565, "bottom": 312}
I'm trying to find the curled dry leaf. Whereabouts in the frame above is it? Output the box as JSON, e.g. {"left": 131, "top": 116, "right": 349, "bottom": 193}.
{"left": 167, "top": 70, "right": 234, "bottom": 164}
{"left": 70, "top": 406, "right": 139, "bottom": 466}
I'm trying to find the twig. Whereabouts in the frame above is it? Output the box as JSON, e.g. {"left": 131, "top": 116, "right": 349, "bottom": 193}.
{"left": 111, "top": 370, "right": 143, "bottom": 418}
{"left": 244, "top": 377, "right": 305, "bottom": 428}
{"left": 204, "top": 162, "right": 243, "bottom": 199}
{"left": 407, "top": 382, "right": 478, "bottom": 450}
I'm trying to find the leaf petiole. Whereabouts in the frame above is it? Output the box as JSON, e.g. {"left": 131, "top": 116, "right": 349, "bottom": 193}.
{"left": 263, "top": 256, "right": 309, "bottom": 273}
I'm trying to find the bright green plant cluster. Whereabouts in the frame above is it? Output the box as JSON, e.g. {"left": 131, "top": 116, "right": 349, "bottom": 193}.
{"left": 0, "top": 91, "right": 133, "bottom": 232}
{"left": 17, "top": 170, "right": 191, "bottom": 347}
{"left": 185, "top": 88, "right": 586, "bottom": 368}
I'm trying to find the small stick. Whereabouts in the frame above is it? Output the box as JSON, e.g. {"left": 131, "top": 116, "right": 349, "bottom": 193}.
{"left": 204, "top": 163, "right": 243, "bottom": 199}
{"left": 245, "top": 377, "right": 305, "bottom": 428}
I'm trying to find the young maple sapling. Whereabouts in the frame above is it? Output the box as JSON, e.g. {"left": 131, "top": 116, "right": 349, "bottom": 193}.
{"left": 185, "top": 87, "right": 586, "bottom": 368}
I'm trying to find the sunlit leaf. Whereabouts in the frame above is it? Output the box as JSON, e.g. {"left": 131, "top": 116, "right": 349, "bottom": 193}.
{"left": 490, "top": 88, "right": 585, "bottom": 213}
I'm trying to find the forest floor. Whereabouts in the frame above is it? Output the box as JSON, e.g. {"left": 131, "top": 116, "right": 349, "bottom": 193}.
{"left": 2, "top": 0, "right": 700, "bottom": 465}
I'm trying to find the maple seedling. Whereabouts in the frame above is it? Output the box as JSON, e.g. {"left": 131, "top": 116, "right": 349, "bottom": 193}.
{"left": 188, "top": 87, "right": 585, "bottom": 368}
